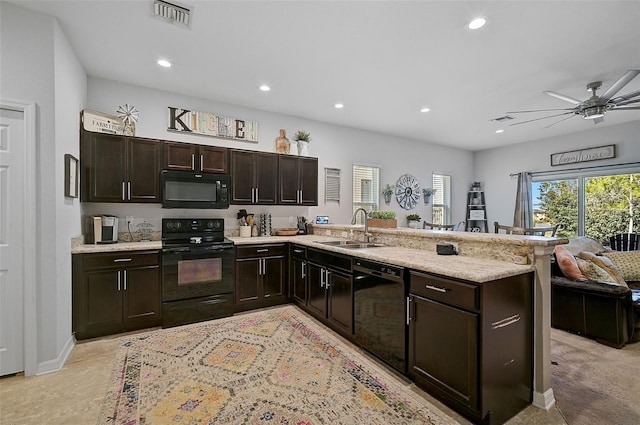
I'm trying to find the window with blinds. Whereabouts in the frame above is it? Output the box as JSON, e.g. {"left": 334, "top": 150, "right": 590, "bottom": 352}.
{"left": 432, "top": 174, "right": 451, "bottom": 224}
{"left": 352, "top": 165, "right": 380, "bottom": 222}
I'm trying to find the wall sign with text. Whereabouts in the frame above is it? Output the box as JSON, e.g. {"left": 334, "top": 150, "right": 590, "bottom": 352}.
{"left": 167, "top": 107, "right": 258, "bottom": 143}
{"left": 550, "top": 144, "right": 616, "bottom": 166}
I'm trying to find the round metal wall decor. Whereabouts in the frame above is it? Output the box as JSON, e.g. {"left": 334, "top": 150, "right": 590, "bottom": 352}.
{"left": 395, "top": 174, "right": 421, "bottom": 210}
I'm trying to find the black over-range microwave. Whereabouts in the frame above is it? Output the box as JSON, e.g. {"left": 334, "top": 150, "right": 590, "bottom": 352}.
{"left": 161, "top": 170, "right": 230, "bottom": 209}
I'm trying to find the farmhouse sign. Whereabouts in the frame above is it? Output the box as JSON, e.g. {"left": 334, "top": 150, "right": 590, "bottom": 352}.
{"left": 550, "top": 144, "right": 616, "bottom": 166}
{"left": 82, "top": 109, "right": 124, "bottom": 135}
{"left": 167, "top": 107, "right": 258, "bottom": 143}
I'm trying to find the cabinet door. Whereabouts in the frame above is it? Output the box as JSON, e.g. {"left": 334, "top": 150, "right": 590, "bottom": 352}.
{"left": 122, "top": 265, "right": 161, "bottom": 329}
{"left": 409, "top": 295, "right": 478, "bottom": 410}
{"left": 299, "top": 157, "right": 318, "bottom": 205}
{"left": 230, "top": 150, "right": 255, "bottom": 203}
{"left": 235, "top": 258, "right": 260, "bottom": 303}
{"left": 255, "top": 152, "right": 278, "bottom": 204}
{"left": 307, "top": 263, "right": 327, "bottom": 317}
{"left": 127, "top": 138, "right": 161, "bottom": 202}
{"left": 327, "top": 270, "right": 353, "bottom": 334}
{"left": 263, "top": 257, "right": 285, "bottom": 298}
{"left": 82, "top": 133, "right": 127, "bottom": 202}
{"left": 278, "top": 155, "right": 300, "bottom": 204}
{"left": 200, "top": 145, "right": 228, "bottom": 173}
{"left": 163, "top": 141, "right": 196, "bottom": 171}
{"left": 82, "top": 269, "right": 123, "bottom": 337}
{"left": 292, "top": 258, "right": 307, "bottom": 305}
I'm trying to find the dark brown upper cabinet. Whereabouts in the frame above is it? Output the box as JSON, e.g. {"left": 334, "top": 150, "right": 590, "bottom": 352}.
{"left": 230, "top": 150, "right": 278, "bottom": 204}
{"left": 80, "top": 131, "right": 161, "bottom": 203}
{"left": 278, "top": 156, "right": 318, "bottom": 205}
{"left": 163, "top": 141, "right": 228, "bottom": 173}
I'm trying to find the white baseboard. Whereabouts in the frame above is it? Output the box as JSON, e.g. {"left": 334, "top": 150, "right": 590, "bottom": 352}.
{"left": 533, "top": 388, "right": 556, "bottom": 410}
{"left": 35, "top": 334, "right": 75, "bottom": 375}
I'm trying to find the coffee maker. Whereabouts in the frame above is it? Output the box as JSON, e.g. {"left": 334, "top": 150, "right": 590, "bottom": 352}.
{"left": 85, "top": 215, "right": 119, "bottom": 244}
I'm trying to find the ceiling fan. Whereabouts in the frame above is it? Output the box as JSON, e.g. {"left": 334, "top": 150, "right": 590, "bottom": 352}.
{"left": 507, "top": 69, "right": 640, "bottom": 128}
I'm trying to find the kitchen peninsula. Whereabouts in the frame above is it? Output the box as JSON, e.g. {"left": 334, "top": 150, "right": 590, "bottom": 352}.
{"left": 72, "top": 224, "right": 566, "bottom": 423}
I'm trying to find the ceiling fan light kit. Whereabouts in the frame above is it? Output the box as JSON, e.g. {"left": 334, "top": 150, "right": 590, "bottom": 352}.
{"left": 507, "top": 69, "right": 640, "bottom": 127}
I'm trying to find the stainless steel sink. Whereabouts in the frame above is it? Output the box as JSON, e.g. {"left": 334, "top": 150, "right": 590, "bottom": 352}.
{"left": 314, "top": 240, "right": 387, "bottom": 249}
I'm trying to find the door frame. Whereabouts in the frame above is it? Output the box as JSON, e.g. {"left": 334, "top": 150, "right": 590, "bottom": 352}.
{"left": 1, "top": 99, "right": 37, "bottom": 376}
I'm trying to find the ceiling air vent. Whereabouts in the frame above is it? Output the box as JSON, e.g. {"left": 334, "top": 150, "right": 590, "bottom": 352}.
{"left": 491, "top": 115, "right": 515, "bottom": 123}
{"left": 153, "top": 0, "right": 192, "bottom": 28}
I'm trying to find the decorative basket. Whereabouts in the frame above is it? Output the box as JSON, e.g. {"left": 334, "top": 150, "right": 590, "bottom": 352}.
{"left": 368, "top": 219, "right": 397, "bottom": 228}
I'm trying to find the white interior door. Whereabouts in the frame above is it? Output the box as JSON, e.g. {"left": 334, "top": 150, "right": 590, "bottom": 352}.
{"left": 0, "top": 108, "right": 25, "bottom": 376}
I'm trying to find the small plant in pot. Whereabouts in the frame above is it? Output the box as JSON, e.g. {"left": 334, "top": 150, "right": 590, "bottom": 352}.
{"left": 382, "top": 184, "right": 394, "bottom": 204}
{"left": 407, "top": 213, "right": 422, "bottom": 229}
{"left": 293, "top": 130, "right": 311, "bottom": 156}
{"left": 367, "top": 211, "right": 397, "bottom": 228}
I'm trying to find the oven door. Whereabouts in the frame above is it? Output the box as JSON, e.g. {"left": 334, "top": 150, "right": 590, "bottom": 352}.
{"left": 162, "top": 245, "right": 235, "bottom": 302}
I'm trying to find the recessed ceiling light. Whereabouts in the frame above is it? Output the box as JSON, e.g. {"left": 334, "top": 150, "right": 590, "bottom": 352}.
{"left": 334, "top": 103, "right": 344, "bottom": 109}
{"left": 259, "top": 85, "right": 271, "bottom": 92}
{"left": 468, "top": 17, "right": 486, "bottom": 30}
{"left": 157, "top": 59, "right": 172, "bottom": 68}
{"left": 420, "top": 107, "right": 431, "bottom": 113}
{"left": 495, "top": 129, "right": 504, "bottom": 134}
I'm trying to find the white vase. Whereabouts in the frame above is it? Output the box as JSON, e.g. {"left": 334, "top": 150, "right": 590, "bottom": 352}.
{"left": 297, "top": 141, "right": 309, "bottom": 156}
{"left": 408, "top": 220, "right": 421, "bottom": 229}
{"left": 290, "top": 141, "right": 299, "bottom": 156}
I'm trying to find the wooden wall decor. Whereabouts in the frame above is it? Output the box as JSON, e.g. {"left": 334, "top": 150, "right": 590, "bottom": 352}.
{"left": 167, "top": 106, "right": 258, "bottom": 143}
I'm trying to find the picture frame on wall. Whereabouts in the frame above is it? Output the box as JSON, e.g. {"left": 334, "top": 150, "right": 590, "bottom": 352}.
{"left": 65, "top": 154, "right": 78, "bottom": 198}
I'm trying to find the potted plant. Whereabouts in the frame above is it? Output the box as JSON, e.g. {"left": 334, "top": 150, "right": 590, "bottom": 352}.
{"left": 293, "top": 130, "right": 311, "bottom": 156}
{"left": 368, "top": 211, "right": 397, "bottom": 228}
{"left": 423, "top": 188, "right": 436, "bottom": 204}
{"left": 382, "top": 184, "right": 394, "bottom": 204}
{"left": 407, "top": 213, "right": 422, "bottom": 228}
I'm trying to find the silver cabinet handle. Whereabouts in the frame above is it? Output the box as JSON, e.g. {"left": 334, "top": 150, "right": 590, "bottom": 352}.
{"left": 191, "top": 153, "right": 195, "bottom": 170}
{"left": 320, "top": 268, "right": 325, "bottom": 288}
{"left": 256, "top": 249, "right": 269, "bottom": 253}
{"left": 492, "top": 314, "right": 521, "bottom": 329}
{"left": 255, "top": 187, "right": 259, "bottom": 203}
{"left": 200, "top": 154, "right": 204, "bottom": 171}
{"left": 294, "top": 249, "right": 304, "bottom": 254}
{"left": 325, "top": 270, "right": 331, "bottom": 288}
{"left": 123, "top": 270, "right": 127, "bottom": 291}
{"left": 251, "top": 188, "right": 255, "bottom": 203}
{"left": 117, "top": 271, "right": 121, "bottom": 291}
{"left": 406, "top": 297, "right": 411, "bottom": 325}
{"left": 122, "top": 182, "right": 126, "bottom": 201}
{"left": 301, "top": 261, "right": 306, "bottom": 279}
{"left": 425, "top": 284, "right": 448, "bottom": 293}
{"left": 127, "top": 181, "right": 131, "bottom": 200}
{"left": 113, "top": 258, "right": 132, "bottom": 263}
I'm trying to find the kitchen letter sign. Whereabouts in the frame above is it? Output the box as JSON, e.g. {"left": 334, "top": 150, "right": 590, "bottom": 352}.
{"left": 167, "top": 107, "right": 258, "bottom": 143}
{"left": 550, "top": 145, "right": 615, "bottom": 166}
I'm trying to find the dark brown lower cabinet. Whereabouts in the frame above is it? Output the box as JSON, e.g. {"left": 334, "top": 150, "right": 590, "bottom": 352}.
{"left": 235, "top": 244, "right": 287, "bottom": 311}
{"left": 408, "top": 271, "right": 533, "bottom": 425}
{"left": 72, "top": 251, "right": 161, "bottom": 340}
{"left": 306, "top": 248, "right": 353, "bottom": 337}
{"left": 290, "top": 244, "right": 307, "bottom": 305}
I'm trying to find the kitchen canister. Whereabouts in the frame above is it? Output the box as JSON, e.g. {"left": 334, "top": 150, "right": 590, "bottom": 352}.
{"left": 239, "top": 226, "right": 251, "bottom": 237}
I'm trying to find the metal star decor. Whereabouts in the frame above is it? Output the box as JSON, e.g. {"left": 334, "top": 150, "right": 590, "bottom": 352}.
{"left": 117, "top": 103, "right": 139, "bottom": 125}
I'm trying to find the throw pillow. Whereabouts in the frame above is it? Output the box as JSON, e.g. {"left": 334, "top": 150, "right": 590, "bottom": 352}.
{"left": 602, "top": 252, "right": 640, "bottom": 282}
{"left": 564, "top": 236, "right": 606, "bottom": 256}
{"left": 555, "top": 245, "right": 587, "bottom": 281}
{"left": 577, "top": 251, "right": 628, "bottom": 287}
{"left": 575, "top": 257, "right": 619, "bottom": 284}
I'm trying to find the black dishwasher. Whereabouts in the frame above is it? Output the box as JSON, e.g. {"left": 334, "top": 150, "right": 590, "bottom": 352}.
{"left": 353, "top": 258, "right": 406, "bottom": 373}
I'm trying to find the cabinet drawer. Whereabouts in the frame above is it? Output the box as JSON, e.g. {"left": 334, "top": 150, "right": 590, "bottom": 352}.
{"left": 291, "top": 244, "right": 307, "bottom": 260}
{"left": 82, "top": 251, "right": 159, "bottom": 270}
{"left": 236, "top": 244, "right": 286, "bottom": 259}
{"left": 410, "top": 271, "right": 478, "bottom": 311}
{"left": 307, "top": 248, "right": 351, "bottom": 273}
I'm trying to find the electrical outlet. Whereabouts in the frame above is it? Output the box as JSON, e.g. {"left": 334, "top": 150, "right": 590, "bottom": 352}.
{"left": 447, "top": 241, "right": 459, "bottom": 252}
{"left": 126, "top": 216, "right": 133, "bottom": 225}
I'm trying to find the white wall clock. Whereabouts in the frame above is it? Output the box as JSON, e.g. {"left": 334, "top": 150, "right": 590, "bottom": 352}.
{"left": 395, "top": 174, "right": 421, "bottom": 210}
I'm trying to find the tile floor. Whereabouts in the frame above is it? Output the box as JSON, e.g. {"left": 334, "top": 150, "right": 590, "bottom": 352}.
{"left": 0, "top": 315, "right": 567, "bottom": 425}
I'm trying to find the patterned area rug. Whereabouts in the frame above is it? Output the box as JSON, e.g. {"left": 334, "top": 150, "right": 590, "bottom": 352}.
{"left": 98, "top": 305, "right": 457, "bottom": 425}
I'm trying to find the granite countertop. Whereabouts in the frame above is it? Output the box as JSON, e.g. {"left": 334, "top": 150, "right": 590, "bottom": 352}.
{"left": 71, "top": 240, "right": 162, "bottom": 254}
{"left": 230, "top": 234, "right": 534, "bottom": 282}
{"left": 72, "top": 234, "right": 535, "bottom": 283}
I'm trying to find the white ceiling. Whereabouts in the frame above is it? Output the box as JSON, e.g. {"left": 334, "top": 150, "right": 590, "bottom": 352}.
{"left": 14, "top": 0, "right": 640, "bottom": 151}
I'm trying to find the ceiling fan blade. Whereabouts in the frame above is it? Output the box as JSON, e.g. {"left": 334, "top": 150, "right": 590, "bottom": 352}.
{"left": 544, "top": 114, "right": 576, "bottom": 128}
{"left": 509, "top": 112, "right": 574, "bottom": 126}
{"left": 599, "top": 69, "right": 640, "bottom": 102}
{"left": 611, "top": 106, "right": 640, "bottom": 110}
{"left": 544, "top": 91, "right": 582, "bottom": 105}
{"left": 505, "top": 108, "right": 575, "bottom": 113}
{"left": 611, "top": 89, "right": 640, "bottom": 104}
